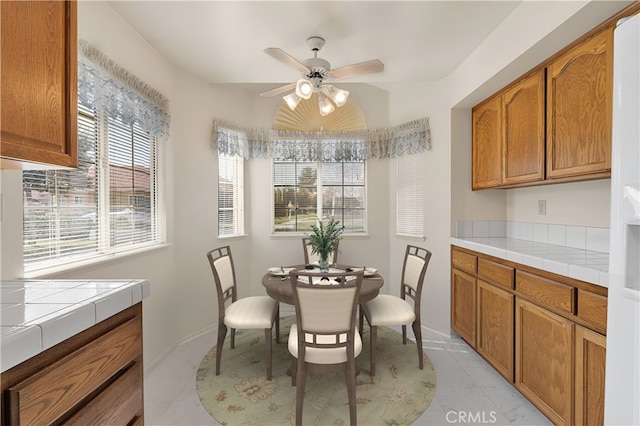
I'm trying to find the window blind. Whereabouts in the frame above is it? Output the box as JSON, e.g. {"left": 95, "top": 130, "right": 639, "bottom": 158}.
{"left": 396, "top": 154, "right": 424, "bottom": 237}
{"left": 23, "top": 104, "right": 163, "bottom": 271}
{"left": 218, "top": 153, "right": 244, "bottom": 236}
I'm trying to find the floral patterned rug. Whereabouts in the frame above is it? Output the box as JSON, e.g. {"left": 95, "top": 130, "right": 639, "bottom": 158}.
{"left": 196, "top": 316, "right": 437, "bottom": 425}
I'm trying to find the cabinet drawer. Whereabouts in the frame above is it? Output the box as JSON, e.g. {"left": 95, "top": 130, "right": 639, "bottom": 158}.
{"left": 7, "top": 315, "right": 142, "bottom": 425}
{"left": 577, "top": 289, "right": 608, "bottom": 332}
{"left": 452, "top": 249, "right": 477, "bottom": 274}
{"left": 65, "top": 360, "right": 143, "bottom": 425}
{"left": 516, "top": 271, "right": 574, "bottom": 313}
{"left": 478, "top": 258, "right": 514, "bottom": 289}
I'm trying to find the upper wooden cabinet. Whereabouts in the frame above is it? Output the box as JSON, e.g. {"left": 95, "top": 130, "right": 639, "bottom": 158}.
{"left": 472, "top": 69, "right": 546, "bottom": 190}
{"left": 547, "top": 27, "right": 613, "bottom": 179}
{"left": 502, "top": 69, "right": 546, "bottom": 185}
{"left": 471, "top": 22, "right": 618, "bottom": 190}
{"left": 472, "top": 95, "right": 502, "bottom": 189}
{"left": 1, "top": 0, "right": 78, "bottom": 169}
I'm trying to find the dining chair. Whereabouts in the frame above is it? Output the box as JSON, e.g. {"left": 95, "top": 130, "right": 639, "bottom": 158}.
{"left": 288, "top": 269, "right": 364, "bottom": 426}
{"left": 207, "top": 246, "right": 280, "bottom": 380}
{"left": 302, "top": 237, "right": 339, "bottom": 265}
{"left": 360, "top": 245, "right": 432, "bottom": 376}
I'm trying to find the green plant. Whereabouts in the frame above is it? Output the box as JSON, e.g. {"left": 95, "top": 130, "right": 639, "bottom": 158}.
{"left": 308, "top": 217, "right": 343, "bottom": 260}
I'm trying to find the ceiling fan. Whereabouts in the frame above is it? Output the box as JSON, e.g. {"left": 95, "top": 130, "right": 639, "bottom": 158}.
{"left": 260, "top": 36, "right": 384, "bottom": 116}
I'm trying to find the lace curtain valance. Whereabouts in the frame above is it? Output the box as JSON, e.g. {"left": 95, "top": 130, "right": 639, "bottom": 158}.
{"left": 212, "top": 117, "right": 431, "bottom": 161}
{"left": 77, "top": 39, "right": 170, "bottom": 138}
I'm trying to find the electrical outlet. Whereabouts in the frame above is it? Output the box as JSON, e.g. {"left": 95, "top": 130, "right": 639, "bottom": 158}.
{"left": 538, "top": 200, "right": 546, "bottom": 215}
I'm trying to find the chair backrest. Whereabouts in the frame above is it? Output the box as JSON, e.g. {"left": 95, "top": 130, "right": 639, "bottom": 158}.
{"left": 400, "top": 245, "right": 432, "bottom": 310}
{"left": 290, "top": 269, "right": 363, "bottom": 352}
{"left": 207, "top": 246, "right": 237, "bottom": 320}
{"left": 302, "top": 237, "right": 339, "bottom": 265}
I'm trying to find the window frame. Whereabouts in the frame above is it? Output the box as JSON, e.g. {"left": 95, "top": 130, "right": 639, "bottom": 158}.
{"left": 22, "top": 106, "right": 166, "bottom": 276}
{"left": 217, "top": 152, "right": 245, "bottom": 238}
{"left": 271, "top": 141, "right": 367, "bottom": 235}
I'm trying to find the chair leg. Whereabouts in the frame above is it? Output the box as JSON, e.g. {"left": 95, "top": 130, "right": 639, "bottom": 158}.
{"left": 275, "top": 304, "right": 281, "bottom": 343}
{"left": 370, "top": 325, "right": 377, "bottom": 376}
{"left": 265, "top": 328, "right": 273, "bottom": 380}
{"left": 215, "top": 323, "right": 227, "bottom": 376}
{"left": 346, "top": 357, "right": 358, "bottom": 425}
{"left": 412, "top": 320, "right": 424, "bottom": 370}
{"left": 295, "top": 360, "right": 307, "bottom": 426}
{"left": 358, "top": 307, "right": 364, "bottom": 334}
{"left": 230, "top": 328, "right": 236, "bottom": 349}
{"left": 402, "top": 324, "right": 408, "bottom": 344}
{"left": 291, "top": 357, "right": 297, "bottom": 386}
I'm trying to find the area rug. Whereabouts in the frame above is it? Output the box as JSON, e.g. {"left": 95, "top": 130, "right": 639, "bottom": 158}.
{"left": 196, "top": 316, "right": 437, "bottom": 425}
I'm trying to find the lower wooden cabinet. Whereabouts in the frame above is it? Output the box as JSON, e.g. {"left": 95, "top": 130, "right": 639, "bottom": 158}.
{"left": 574, "top": 325, "right": 606, "bottom": 426}
{"left": 451, "top": 246, "right": 608, "bottom": 426}
{"left": 451, "top": 267, "right": 477, "bottom": 347}
{"left": 477, "top": 280, "right": 514, "bottom": 381}
{"left": 1, "top": 303, "right": 144, "bottom": 425}
{"left": 515, "top": 298, "right": 574, "bottom": 426}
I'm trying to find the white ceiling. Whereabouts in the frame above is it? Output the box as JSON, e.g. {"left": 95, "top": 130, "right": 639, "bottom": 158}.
{"left": 106, "top": 1, "right": 522, "bottom": 90}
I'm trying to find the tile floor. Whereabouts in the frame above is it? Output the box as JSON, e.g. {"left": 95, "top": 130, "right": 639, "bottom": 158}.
{"left": 144, "top": 322, "right": 552, "bottom": 425}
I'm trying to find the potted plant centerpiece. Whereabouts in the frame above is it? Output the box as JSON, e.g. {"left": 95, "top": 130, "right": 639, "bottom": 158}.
{"left": 308, "top": 217, "right": 343, "bottom": 272}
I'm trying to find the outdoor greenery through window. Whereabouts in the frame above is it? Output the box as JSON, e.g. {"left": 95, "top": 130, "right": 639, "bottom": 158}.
{"left": 218, "top": 153, "right": 244, "bottom": 236}
{"left": 273, "top": 140, "right": 366, "bottom": 233}
{"left": 23, "top": 103, "right": 163, "bottom": 271}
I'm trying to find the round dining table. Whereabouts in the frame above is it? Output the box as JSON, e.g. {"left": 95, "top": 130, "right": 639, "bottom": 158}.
{"left": 261, "top": 264, "right": 384, "bottom": 305}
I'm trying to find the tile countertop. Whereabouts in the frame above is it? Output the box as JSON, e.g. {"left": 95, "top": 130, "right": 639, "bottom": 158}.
{"left": 450, "top": 237, "right": 609, "bottom": 288}
{"left": 0, "top": 279, "right": 150, "bottom": 373}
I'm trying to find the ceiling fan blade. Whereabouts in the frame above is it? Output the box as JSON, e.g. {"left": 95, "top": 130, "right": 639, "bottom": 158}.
{"left": 259, "top": 82, "right": 296, "bottom": 98}
{"left": 329, "top": 59, "right": 384, "bottom": 79}
{"left": 264, "top": 48, "right": 310, "bottom": 74}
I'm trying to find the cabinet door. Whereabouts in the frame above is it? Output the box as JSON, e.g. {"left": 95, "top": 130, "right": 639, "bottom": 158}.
{"left": 575, "top": 325, "right": 606, "bottom": 426}
{"left": 451, "top": 268, "right": 477, "bottom": 347}
{"left": 546, "top": 27, "right": 613, "bottom": 179}
{"left": 502, "top": 70, "right": 545, "bottom": 185}
{"left": 472, "top": 95, "right": 502, "bottom": 190}
{"left": 0, "top": 0, "right": 78, "bottom": 168}
{"left": 477, "top": 280, "right": 514, "bottom": 381}
{"left": 516, "top": 298, "right": 574, "bottom": 426}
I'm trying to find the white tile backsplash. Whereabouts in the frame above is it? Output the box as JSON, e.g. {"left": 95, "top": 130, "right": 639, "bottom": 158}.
{"left": 456, "top": 221, "right": 473, "bottom": 238}
{"left": 566, "top": 226, "right": 587, "bottom": 250}
{"left": 533, "top": 223, "right": 549, "bottom": 243}
{"left": 520, "top": 222, "right": 533, "bottom": 241}
{"left": 548, "top": 224, "right": 566, "bottom": 246}
{"left": 586, "top": 227, "right": 610, "bottom": 253}
{"left": 472, "top": 221, "right": 490, "bottom": 238}
{"left": 489, "top": 221, "right": 507, "bottom": 237}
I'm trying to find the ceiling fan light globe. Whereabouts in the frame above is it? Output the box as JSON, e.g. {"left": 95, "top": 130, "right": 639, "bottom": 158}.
{"left": 295, "top": 79, "right": 313, "bottom": 99}
{"left": 283, "top": 92, "right": 301, "bottom": 110}
{"left": 322, "top": 85, "right": 349, "bottom": 107}
{"left": 319, "top": 97, "right": 335, "bottom": 116}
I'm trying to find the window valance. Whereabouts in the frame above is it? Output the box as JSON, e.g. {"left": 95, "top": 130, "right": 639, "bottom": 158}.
{"left": 77, "top": 39, "right": 170, "bottom": 138}
{"left": 212, "top": 117, "right": 431, "bottom": 161}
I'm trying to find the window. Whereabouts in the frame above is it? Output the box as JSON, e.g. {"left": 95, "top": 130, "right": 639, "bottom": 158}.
{"left": 218, "top": 153, "right": 244, "bottom": 236}
{"left": 396, "top": 154, "right": 424, "bottom": 237}
{"left": 273, "top": 140, "right": 366, "bottom": 233}
{"left": 23, "top": 104, "right": 164, "bottom": 271}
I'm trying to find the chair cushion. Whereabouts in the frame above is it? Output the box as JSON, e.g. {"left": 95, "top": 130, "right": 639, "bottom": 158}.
{"left": 363, "top": 294, "right": 416, "bottom": 326}
{"left": 224, "top": 296, "right": 277, "bottom": 329}
{"left": 288, "top": 324, "right": 362, "bottom": 364}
